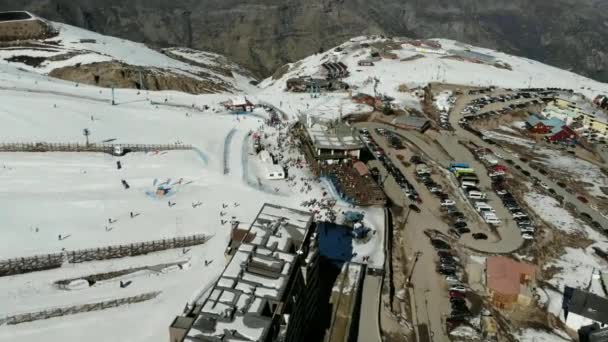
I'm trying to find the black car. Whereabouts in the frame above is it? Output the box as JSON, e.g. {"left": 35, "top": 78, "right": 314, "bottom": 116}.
{"left": 457, "top": 227, "right": 471, "bottom": 234}
{"left": 431, "top": 239, "right": 451, "bottom": 250}
{"left": 440, "top": 257, "right": 457, "bottom": 265}
{"left": 437, "top": 267, "right": 456, "bottom": 275}
{"left": 581, "top": 212, "right": 593, "bottom": 222}
{"left": 453, "top": 221, "right": 467, "bottom": 229}
{"left": 409, "top": 204, "right": 421, "bottom": 213}
{"left": 450, "top": 298, "right": 466, "bottom": 306}
{"left": 592, "top": 221, "right": 603, "bottom": 230}
{"left": 449, "top": 212, "right": 465, "bottom": 219}
{"left": 472, "top": 233, "right": 488, "bottom": 240}
{"left": 437, "top": 250, "right": 453, "bottom": 257}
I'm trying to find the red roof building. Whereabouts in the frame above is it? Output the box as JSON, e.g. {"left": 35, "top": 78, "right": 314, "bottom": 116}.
{"left": 352, "top": 93, "right": 375, "bottom": 107}
{"left": 548, "top": 125, "right": 577, "bottom": 143}
{"left": 486, "top": 256, "right": 536, "bottom": 310}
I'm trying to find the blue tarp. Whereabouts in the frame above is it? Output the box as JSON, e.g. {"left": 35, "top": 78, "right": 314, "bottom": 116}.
{"left": 317, "top": 222, "right": 353, "bottom": 266}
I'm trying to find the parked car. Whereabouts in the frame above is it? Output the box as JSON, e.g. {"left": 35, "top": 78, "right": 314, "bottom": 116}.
{"left": 409, "top": 204, "right": 421, "bottom": 213}
{"left": 457, "top": 227, "right": 471, "bottom": 234}
{"left": 472, "top": 233, "right": 488, "bottom": 240}
{"left": 453, "top": 221, "right": 468, "bottom": 229}
{"left": 522, "top": 233, "right": 534, "bottom": 240}
{"left": 580, "top": 212, "right": 593, "bottom": 222}
{"left": 431, "top": 239, "right": 451, "bottom": 250}
{"left": 441, "top": 199, "right": 456, "bottom": 207}
{"left": 438, "top": 267, "right": 457, "bottom": 275}
{"left": 448, "top": 229, "right": 461, "bottom": 239}
{"left": 577, "top": 195, "right": 589, "bottom": 204}
{"left": 445, "top": 275, "right": 460, "bottom": 284}
{"left": 512, "top": 212, "right": 528, "bottom": 219}
{"left": 449, "top": 285, "right": 467, "bottom": 292}
{"left": 520, "top": 226, "right": 535, "bottom": 233}
{"left": 449, "top": 291, "right": 465, "bottom": 298}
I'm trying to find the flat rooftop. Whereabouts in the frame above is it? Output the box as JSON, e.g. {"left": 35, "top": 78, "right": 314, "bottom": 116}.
{"left": 185, "top": 203, "right": 314, "bottom": 342}
{"left": 306, "top": 122, "right": 364, "bottom": 150}
{"left": 0, "top": 11, "right": 33, "bottom": 22}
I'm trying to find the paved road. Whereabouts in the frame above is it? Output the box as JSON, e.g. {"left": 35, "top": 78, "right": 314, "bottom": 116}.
{"left": 449, "top": 94, "right": 608, "bottom": 230}
{"left": 358, "top": 274, "right": 383, "bottom": 342}
{"left": 359, "top": 122, "right": 524, "bottom": 254}
{"left": 365, "top": 147, "right": 451, "bottom": 342}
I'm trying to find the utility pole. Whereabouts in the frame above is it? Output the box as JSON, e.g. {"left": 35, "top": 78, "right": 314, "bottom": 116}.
{"left": 83, "top": 128, "right": 90, "bottom": 146}
{"left": 138, "top": 70, "right": 145, "bottom": 91}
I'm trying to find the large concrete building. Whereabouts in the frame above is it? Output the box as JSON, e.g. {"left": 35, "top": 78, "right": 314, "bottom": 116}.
{"left": 0, "top": 11, "right": 54, "bottom": 41}
{"left": 169, "top": 203, "right": 319, "bottom": 342}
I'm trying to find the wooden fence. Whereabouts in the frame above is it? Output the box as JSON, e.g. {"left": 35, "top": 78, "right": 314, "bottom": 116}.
{"left": 0, "top": 234, "right": 209, "bottom": 277}
{"left": 0, "top": 142, "right": 193, "bottom": 154}
{"left": 0, "top": 291, "right": 161, "bottom": 325}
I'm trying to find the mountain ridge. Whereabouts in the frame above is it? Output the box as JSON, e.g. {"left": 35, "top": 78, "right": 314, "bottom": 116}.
{"left": 1, "top": 0, "right": 607, "bottom": 82}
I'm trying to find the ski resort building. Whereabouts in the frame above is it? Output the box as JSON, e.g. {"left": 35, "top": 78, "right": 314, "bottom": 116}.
{"left": 170, "top": 203, "right": 317, "bottom": 342}
{"left": 319, "top": 62, "right": 349, "bottom": 80}
{"left": 299, "top": 115, "right": 364, "bottom": 165}
{"left": 0, "top": 11, "right": 54, "bottom": 41}
{"left": 222, "top": 96, "right": 254, "bottom": 113}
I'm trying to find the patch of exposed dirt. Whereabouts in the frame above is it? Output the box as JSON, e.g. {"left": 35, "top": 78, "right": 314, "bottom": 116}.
{"left": 4, "top": 55, "right": 46, "bottom": 67}
{"left": 49, "top": 61, "right": 231, "bottom": 94}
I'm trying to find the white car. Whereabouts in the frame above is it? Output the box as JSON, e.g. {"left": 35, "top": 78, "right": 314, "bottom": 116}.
{"left": 445, "top": 275, "right": 460, "bottom": 284}
{"left": 590, "top": 204, "right": 599, "bottom": 211}
{"left": 539, "top": 182, "right": 550, "bottom": 190}
{"left": 522, "top": 233, "right": 534, "bottom": 240}
{"left": 512, "top": 212, "right": 528, "bottom": 219}
{"left": 494, "top": 152, "right": 504, "bottom": 159}
{"left": 520, "top": 226, "right": 535, "bottom": 233}
{"left": 441, "top": 199, "right": 456, "bottom": 207}
{"left": 449, "top": 285, "right": 467, "bottom": 292}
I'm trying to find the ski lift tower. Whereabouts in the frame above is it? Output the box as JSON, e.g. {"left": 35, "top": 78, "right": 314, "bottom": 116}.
{"left": 373, "top": 77, "right": 380, "bottom": 97}
{"left": 309, "top": 80, "right": 320, "bottom": 98}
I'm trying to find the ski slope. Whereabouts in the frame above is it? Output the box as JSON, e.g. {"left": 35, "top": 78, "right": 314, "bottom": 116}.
{"left": 260, "top": 36, "right": 608, "bottom": 100}
{"left": 0, "top": 57, "right": 385, "bottom": 341}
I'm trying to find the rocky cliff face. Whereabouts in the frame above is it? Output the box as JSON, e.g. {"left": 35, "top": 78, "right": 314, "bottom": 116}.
{"left": 1, "top": 0, "right": 607, "bottom": 81}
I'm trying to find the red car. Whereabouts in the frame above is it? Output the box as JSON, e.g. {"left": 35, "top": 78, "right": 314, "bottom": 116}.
{"left": 449, "top": 291, "right": 465, "bottom": 299}
{"left": 577, "top": 195, "right": 589, "bottom": 204}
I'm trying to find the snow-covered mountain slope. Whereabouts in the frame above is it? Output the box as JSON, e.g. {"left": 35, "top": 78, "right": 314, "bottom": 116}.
{"left": 259, "top": 36, "right": 608, "bottom": 100}
{"left": 0, "top": 21, "right": 255, "bottom": 93}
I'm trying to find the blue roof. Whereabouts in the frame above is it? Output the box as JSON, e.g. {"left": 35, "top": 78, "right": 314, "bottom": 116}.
{"left": 526, "top": 115, "right": 565, "bottom": 128}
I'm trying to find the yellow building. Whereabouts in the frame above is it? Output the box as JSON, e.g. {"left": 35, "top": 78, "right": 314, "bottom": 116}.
{"left": 553, "top": 97, "right": 608, "bottom": 136}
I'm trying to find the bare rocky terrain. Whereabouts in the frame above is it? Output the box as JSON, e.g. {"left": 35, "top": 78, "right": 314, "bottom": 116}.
{"left": 1, "top": 0, "right": 607, "bottom": 81}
